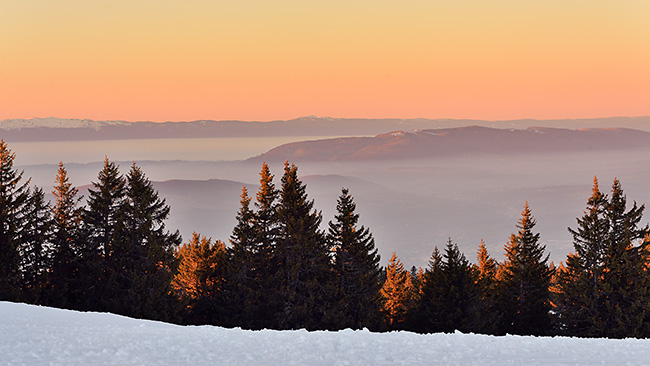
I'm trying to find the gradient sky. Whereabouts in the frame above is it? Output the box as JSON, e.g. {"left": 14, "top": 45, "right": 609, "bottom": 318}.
{"left": 1, "top": 0, "right": 648, "bottom": 122}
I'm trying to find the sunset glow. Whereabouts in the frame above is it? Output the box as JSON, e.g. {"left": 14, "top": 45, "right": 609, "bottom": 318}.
{"left": 1, "top": 0, "right": 648, "bottom": 121}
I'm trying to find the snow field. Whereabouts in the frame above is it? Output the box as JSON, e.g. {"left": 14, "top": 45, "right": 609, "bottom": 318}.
{"left": 2, "top": 301, "right": 650, "bottom": 366}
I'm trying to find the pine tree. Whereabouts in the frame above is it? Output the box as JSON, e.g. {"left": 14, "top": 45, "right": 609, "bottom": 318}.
{"left": 18, "top": 187, "right": 52, "bottom": 304}
{"left": 327, "top": 188, "right": 382, "bottom": 330}
{"left": 274, "top": 161, "right": 333, "bottom": 330}
{"left": 0, "top": 140, "right": 31, "bottom": 301}
{"left": 415, "top": 238, "right": 480, "bottom": 333}
{"left": 172, "top": 232, "right": 228, "bottom": 325}
{"left": 380, "top": 252, "right": 413, "bottom": 329}
{"left": 498, "top": 202, "right": 553, "bottom": 335}
{"left": 48, "top": 162, "right": 85, "bottom": 308}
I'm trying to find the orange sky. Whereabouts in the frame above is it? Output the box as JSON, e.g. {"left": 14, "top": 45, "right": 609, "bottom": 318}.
{"left": 1, "top": 0, "right": 649, "bottom": 122}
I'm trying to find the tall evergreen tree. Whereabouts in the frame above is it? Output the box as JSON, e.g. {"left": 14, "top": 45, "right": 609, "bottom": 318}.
{"left": 82, "top": 157, "right": 127, "bottom": 309}
{"left": 254, "top": 162, "right": 279, "bottom": 260}
{"left": 602, "top": 179, "right": 650, "bottom": 338}
{"left": 0, "top": 140, "right": 31, "bottom": 301}
{"left": 107, "top": 163, "right": 182, "bottom": 321}
{"left": 18, "top": 187, "right": 52, "bottom": 304}
{"left": 474, "top": 239, "right": 500, "bottom": 334}
{"left": 556, "top": 177, "right": 610, "bottom": 336}
{"left": 498, "top": 202, "right": 553, "bottom": 335}
{"left": 415, "top": 238, "right": 480, "bottom": 333}
{"left": 327, "top": 188, "right": 382, "bottom": 330}
{"left": 48, "top": 162, "right": 85, "bottom": 308}
{"left": 172, "top": 232, "right": 228, "bottom": 325}
{"left": 249, "top": 163, "right": 281, "bottom": 329}
{"left": 225, "top": 185, "right": 258, "bottom": 328}
{"left": 380, "top": 252, "right": 413, "bottom": 329}
{"left": 558, "top": 177, "right": 650, "bottom": 338}
{"left": 273, "top": 161, "right": 333, "bottom": 330}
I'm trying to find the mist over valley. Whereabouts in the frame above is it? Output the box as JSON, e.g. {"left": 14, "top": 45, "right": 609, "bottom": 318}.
{"left": 9, "top": 117, "right": 650, "bottom": 268}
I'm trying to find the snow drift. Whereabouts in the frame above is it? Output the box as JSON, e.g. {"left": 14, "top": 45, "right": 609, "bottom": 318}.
{"left": 2, "top": 302, "right": 650, "bottom": 365}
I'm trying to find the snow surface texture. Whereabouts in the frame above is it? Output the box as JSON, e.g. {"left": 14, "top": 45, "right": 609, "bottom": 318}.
{"left": 2, "top": 302, "right": 650, "bottom": 366}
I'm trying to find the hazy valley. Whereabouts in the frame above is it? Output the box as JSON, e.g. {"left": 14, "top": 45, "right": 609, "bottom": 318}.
{"left": 6, "top": 117, "right": 650, "bottom": 268}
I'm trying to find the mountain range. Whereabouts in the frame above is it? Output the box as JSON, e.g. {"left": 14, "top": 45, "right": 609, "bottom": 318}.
{"left": 252, "top": 126, "right": 650, "bottom": 162}
{"left": 2, "top": 116, "right": 650, "bottom": 142}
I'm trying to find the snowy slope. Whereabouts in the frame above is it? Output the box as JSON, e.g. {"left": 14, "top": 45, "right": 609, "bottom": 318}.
{"left": 2, "top": 302, "right": 650, "bottom": 366}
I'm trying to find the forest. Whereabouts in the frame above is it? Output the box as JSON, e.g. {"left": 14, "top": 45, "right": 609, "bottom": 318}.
{"left": 1, "top": 139, "right": 649, "bottom": 338}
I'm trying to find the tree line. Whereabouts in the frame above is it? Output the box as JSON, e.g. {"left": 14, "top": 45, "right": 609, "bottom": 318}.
{"left": 1, "top": 139, "right": 649, "bottom": 337}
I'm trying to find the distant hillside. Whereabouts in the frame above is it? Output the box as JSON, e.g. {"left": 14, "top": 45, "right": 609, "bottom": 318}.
{"left": 251, "top": 126, "right": 650, "bottom": 162}
{"left": 2, "top": 116, "right": 649, "bottom": 142}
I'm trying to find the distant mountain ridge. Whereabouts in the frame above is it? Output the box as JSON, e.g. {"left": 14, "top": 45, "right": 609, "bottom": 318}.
{"left": 251, "top": 126, "right": 650, "bottom": 162}
{"left": 1, "top": 116, "right": 649, "bottom": 142}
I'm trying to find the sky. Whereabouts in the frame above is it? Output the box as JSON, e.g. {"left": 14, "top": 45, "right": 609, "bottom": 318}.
{"left": 1, "top": 0, "right": 649, "bottom": 122}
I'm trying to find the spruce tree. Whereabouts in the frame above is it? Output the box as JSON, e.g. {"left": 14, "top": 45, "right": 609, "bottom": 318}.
{"left": 558, "top": 177, "right": 650, "bottom": 338}
{"left": 18, "top": 187, "right": 52, "bottom": 304}
{"left": 498, "top": 202, "right": 553, "bottom": 335}
{"left": 600, "top": 178, "right": 649, "bottom": 338}
{"left": 250, "top": 163, "right": 281, "bottom": 329}
{"left": 108, "top": 163, "right": 181, "bottom": 321}
{"left": 48, "top": 162, "right": 85, "bottom": 308}
{"left": 82, "top": 157, "right": 127, "bottom": 310}
{"left": 225, "top": 185, "right": 258, "bottom": 328}
{"left": 172, "top": 232, "right": 228, "bottom": 325}
{"left": 556, "top": 177, "right": 610, "bottom": 336}
{"left": 474, "top": 239, "right": 500, "bottom": 334}
{"left": 254, "top": 162, "right": 279, "bottom": 260}
{"left": 327, "top": 188, "right": 381, "bottom": 330}
{"left": 408, "top": 266, "right": 425, "bottom": 313}
{"left": 415, "top": 238, "right": 480, "bottom": 333}
{"left": 0, "top": 140, "right": 31, "bottom": 301}
{"left": 274, "top": 161, "right": 332, "bottom": 330}
{"left": 380, "top": 252, "right": 413, "bottom": 329}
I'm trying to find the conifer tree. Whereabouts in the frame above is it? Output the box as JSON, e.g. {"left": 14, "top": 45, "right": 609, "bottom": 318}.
{"left": 0, "top": 140, "right": 31, "bottom": 301}
{"left": 415, "top": 239, "right": 480, "bottom": 333}
{"left": 327, "top": 188, "right": 382, "bottom": 330}
{"left": 107, "top": 163, "right": 181, "bottom": 321}
{"left": 48, "top": 162, "right": 85, "bottom": 308}
{"left": 225, "top": 186, "right": 258, "bottom": 328}
{"left": 84, "top": 158, "right": 126, "bottom": 261}
{"left": 602, "top": 179, "right": 650, "bottom": 338}
{"left": 274, "top": 161, "right": 332, "bottom": 330}
{"left": 498, "top": 202, "right": 553, "bottom": 335}
{"left": 474, "top": 239, "right": 500, "bottom": 334}
{"left": 556, "top": 177, "right": 609, "bottom": 336}
{"left": 18, "top": 187, "right": 52, "bottom": 304}
{"left": 558, "top": 177, "right": 650, "bottom": 338}
{"left": 408, "top": 265, "right": 425, "bottom": 305}
{"left": 380, "top": 252, "right": 413, "bottom": 329}
{"left": 254, "top": 162, "right": 279, "bottom": 260}
{"left": 82, "top": 157, "right": 127, "bottom": 309}
{"left": 249, "top": 163, "right": 281, "bottom": 328}
{"left": 173, "top": 232, "right": 228, "bottom": 325}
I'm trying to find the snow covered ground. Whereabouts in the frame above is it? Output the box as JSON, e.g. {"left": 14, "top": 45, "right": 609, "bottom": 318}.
{"left": 2, "top": 301, "right": 650, "bottom": 366}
